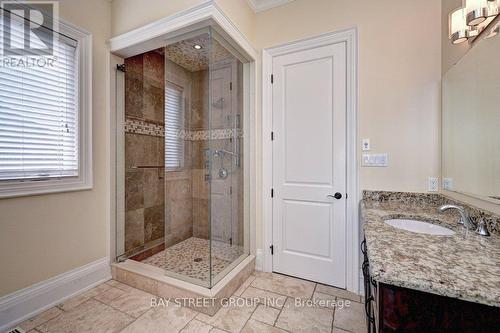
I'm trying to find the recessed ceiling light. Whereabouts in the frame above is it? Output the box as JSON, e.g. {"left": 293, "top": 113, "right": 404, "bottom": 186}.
{"left": 193, "top": 44, "right": 202, "bottom": 50}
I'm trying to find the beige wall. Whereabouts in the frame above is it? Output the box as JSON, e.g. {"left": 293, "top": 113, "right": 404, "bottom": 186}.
{"left": 0, "top": 0, "right": 111, "bottom": 296}
{"left": 255, "top": 0, "right": 441, "bottom": 193}
{"left": 111, "top": 0, "right": 255, "bottom": 42}
{"left": 111, "top": 0, "right": 206, "bottom": 36}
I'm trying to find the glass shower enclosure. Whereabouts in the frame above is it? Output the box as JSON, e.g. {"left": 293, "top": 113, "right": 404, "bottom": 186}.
{"left": 115, "top": 27, "right": 249, "bottom": 288}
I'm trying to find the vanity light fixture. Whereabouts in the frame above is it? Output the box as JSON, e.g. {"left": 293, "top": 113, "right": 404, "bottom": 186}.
{"left": 466, "top": 0, "right": 489, "bottom": 26}
{"left": 450, "top": 7, "right": 469, "bottom": 44}
{"left": 487, "top": 0, "right": 500, "bottom": 16}
{"left": 193, "top": 44, "right": 202, "bottom": 50}
{"left": 449, "top": 0, "right": 499, "bottom": 44}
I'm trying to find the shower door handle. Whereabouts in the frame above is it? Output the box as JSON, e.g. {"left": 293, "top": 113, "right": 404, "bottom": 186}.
{"left": 327, "top": 193, "right": 342, "bottom": 200}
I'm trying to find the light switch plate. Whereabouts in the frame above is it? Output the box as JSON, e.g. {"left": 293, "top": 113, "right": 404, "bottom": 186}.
{"left": 362, "top": 153, "right": 388, "bottom": 167}
{"left": 428, "top": 177, "right": 439, "bottom": 192}
{"left": 362, "top": 138, "right": 370, "bottom": 151}
{"left": 443, "top": 178, "right": 453, "bottom": 190}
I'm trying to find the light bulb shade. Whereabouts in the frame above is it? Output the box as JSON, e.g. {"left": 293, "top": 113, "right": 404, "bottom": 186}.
{"left": 487, "top": 0, "right": 499, "bottom": 16}
{"left": 450, "top": 7, "right": 469, "bottom": 43}
{"left": 466, "top": 0, "right": 489, "bottom": 26}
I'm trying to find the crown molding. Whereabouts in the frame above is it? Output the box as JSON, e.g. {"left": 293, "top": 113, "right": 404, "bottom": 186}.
{"left": 245, "top": 0, "right": 295, "bottom": 13}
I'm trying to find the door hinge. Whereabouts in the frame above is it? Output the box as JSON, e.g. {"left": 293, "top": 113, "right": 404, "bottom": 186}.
{"left": 116, "top": 64, "right": 126, "bottom": 72}
{"left": 271, "top": 74, "right": 274, "bottom": 84}
{"left": 270, "top": 245, "right": 274, "bottom": 255}
{"left": 346, "top": 193, "right": 348, "bottom": 199}
{"left": 271, "top": 131, "right": 274, "bottom": 141}
{"left": 271, "top": 188, "right": 274, "bottom": 198}
{"left": 229, "top": 237, "right": 233, "bottom": 246}
{"left": 230, "top": 81, "right": 233, "bottom": 91}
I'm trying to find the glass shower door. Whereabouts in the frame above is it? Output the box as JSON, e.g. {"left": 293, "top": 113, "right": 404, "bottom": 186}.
{"left": 209, "top": 32, "right": 246, "bottom": 285}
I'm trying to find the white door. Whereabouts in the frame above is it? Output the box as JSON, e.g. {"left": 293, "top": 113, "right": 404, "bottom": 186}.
{"left": 272, "top": 42, "right": 347, "bottom": 287}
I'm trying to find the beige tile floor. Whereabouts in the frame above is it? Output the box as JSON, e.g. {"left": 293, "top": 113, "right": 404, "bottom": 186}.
{"left": 8, "top": 272, "right": 366, "bottom": 333}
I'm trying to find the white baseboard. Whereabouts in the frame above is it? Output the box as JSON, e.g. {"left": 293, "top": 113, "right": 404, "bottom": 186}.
{"left": 0, "top": 257, "right": 111, "bottom": 332}
{"left": 255, "top": 249, "right": 263, "bottom": 271}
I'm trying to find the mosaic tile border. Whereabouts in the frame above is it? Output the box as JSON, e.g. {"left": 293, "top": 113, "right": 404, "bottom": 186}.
{"left": 124, "top": 118, "right": 164, "bottom": 137}
{"left": 125, "top": 118, "right": 243, "bottom": 140}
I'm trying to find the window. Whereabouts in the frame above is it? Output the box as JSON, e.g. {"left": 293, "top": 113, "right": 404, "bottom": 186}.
{"left": 0, "top": 8, "right": 92, "bottom": 198}
{"left": 165, "top": 82, "right": 185, "bottom": 170}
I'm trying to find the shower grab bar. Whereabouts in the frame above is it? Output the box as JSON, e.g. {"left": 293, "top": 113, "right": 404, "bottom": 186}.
{"left": 214, "top": 149, "right": 239, "bottom": 157}
{"left": 130, "top": 165, "right": 165, "bottom": 169}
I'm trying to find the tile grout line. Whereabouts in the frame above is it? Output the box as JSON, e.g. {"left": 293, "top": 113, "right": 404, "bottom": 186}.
{"left": 272, "top": 296, "right": 288, "bottom": 330}
{"left": 329, "top": 296, "right": 336, "bottom": 333}
{"left": 236, "top": 293, "right": 262, "bottom": 333}
{"left": 246, "top": 284, "right": 306, "bottom": 300}
{"left": 91, "top": 296, "right": 138, "bottom": 322}
{"left": 176, "top": 317, "right": 194, "bottom": 332}
{"left": 114, "top": 302, "right": 156, "bottom": 333}
{"left": 311, "top": 282, "right": 318, "bottom": 300}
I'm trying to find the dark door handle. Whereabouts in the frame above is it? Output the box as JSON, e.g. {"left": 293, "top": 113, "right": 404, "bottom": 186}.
{"left": 327, "top": 193, "right": 343, "bottom": 200}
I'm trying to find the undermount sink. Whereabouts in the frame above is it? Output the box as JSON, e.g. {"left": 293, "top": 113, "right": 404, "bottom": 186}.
{"left": 384, "top": 219, "right": 455, "bottom": 236}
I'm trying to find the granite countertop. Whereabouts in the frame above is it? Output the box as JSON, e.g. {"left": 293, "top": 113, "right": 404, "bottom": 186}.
{"left": 361, "top": 195, "right": 500, "bottom": 307}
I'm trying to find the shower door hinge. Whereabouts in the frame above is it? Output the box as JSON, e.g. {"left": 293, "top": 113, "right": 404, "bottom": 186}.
{"left": 116, "top": 64, "right": 126, "bottom": 72}
{"left": 271, "top": 74, "right": 274, "bottom": 84}
{"left": 271, "top": 131, "right": 274, "bottom": 141}
{"left": 230, "top": 81, "right": 233, "bottom": 91}
{"left": 270, "top": 245, "right": 274, "bottom": 255}
{"left": 271, "top": 188, "right": 274, "bottom": 198}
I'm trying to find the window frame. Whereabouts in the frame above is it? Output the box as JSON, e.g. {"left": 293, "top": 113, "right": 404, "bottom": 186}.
{"left": 0, "top": 18, "right": 92, "bottom": 198}
{"left": 165, "top": 80, "right": 186, "bottom": 172}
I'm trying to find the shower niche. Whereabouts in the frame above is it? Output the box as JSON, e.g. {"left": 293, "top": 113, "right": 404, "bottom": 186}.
{"left": 115, "top": 28, "right": 249, "bottom": 289}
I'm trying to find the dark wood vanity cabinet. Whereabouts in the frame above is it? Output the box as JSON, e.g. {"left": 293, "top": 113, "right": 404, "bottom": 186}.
{"left": 361, "top": 239, "right": 500, "bottom": 333}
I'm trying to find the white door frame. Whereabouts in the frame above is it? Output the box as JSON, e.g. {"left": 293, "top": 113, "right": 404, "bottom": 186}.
{"left": 261, "top": 28, "right": 360, "bottom": 293}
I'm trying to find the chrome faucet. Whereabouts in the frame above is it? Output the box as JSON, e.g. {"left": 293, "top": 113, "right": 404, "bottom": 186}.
{"left": 438, "top": 205, "right": 489, "bottom": 236}
{"left": 438, "top": 204, "right": 476, "bottom": 229}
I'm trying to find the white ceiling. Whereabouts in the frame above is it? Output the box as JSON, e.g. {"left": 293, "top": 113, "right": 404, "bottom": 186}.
{"left": 245, "top": 0, "right": 295, "bottom": 13}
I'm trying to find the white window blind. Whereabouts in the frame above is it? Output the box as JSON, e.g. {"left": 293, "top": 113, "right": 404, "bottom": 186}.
{"left": 165, "top": 82, "right": 184, "bottom": 170}
{"left": 0, "top": 12, "right": 79, "bottom": 181}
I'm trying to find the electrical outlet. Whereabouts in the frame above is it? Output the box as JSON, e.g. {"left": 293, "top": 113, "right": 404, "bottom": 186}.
{"left": 428, "top": 177, "right": 439, "bottom": 192}
{"left": 443, "top": 178, "right": 453, "bottom": 190}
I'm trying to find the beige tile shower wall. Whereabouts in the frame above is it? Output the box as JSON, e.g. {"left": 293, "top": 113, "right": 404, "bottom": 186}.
{"left": 190, "top": 70, "right": 210, "bottom": 239}
{"left": 0, "top": 0, "right": 111, "bottom": 297}
{"left": 124, "top": 50, "right": 166, "bottom": 252}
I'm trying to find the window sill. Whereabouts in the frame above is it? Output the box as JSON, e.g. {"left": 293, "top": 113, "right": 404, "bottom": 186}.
{"left": 0, "top": 177, "right": 93, "bottom": 199}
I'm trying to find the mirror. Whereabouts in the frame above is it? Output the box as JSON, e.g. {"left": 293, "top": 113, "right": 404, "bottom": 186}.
{"left": 442, "top": 34, "right": 500, "bottom": 203}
